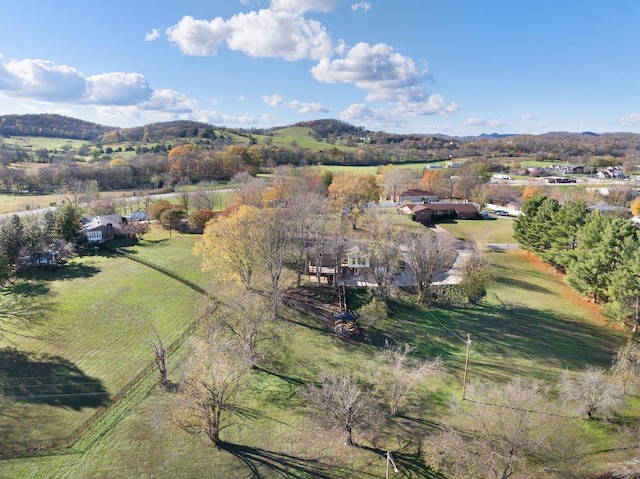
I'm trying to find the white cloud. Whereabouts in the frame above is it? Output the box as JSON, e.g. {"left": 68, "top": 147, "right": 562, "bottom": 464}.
{"left": 262, "top": 93, "right": 329, "bottom": 113}
{"left": 221, "top": 113, "right": 257, "bottom": 124}
{"left": 270, "top": 0, "right": 336, "bottom": 14}
{"left": 262, "top": 93, "right": 287, "bottom": 107}
{"left": 166, "top": 16, "right": 229, "bottom": 56}
{"left": 86, "top": 72, "right": 152, "bottom": 105}
{"left": 521, "top": 114, "right": 536, "bottom": 121}
{"left": 145, "top": 29, "right": 161, "bottom": 42}
{"left": 261, "top": 113, "right": 277, "bottom": 123}
{"left": 351, "top": 2, "right": 372, "bottom": 13}
{"left": 463, "top": 117, "right": 504, "bottom": 128}
{"left": 620, "top": 112, "right": 640, "bottom": 127}
{"left": 140, "top": 89, "right": 198, "bottom": 113}
{"left": 167, "top": 10, "right": 333, "bottom": 61}
{"left": 340, "top": 103, "right": 374, "bottom": 120}
{"left": 5, "top": 58, "right": 87, "bottom": 101}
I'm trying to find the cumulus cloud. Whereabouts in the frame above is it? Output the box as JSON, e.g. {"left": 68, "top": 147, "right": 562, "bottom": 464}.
{"left": 145, "top": 29, "right": 161, "bottom": 42}
{"left": 167, "top": 9, "right": 333, "bottom": 61}
{"left": 4, "top": 58, "right": 87, "bottom": 101}
{"left": 166, "top": 16, "right": 229, "bottom": 56}
{"left": 521, "top": 114, "right": 536, "bottom": 121}
{"left": 351, "top": 2, "right": 372, "bottom": 12}
{"left": 620, "top": 112, "right": 640, "bottom": 127}
{"left": 86, "top": 72, "right": 152, "bottom": 105}
{"left": 340, "top": 103, "right": 375, "bottom": 121}
{"left": 140, "top": 89, "right": 198, "bottom": 113}
{"left": 262, "top": 93, "right": 329, "bottom": 113}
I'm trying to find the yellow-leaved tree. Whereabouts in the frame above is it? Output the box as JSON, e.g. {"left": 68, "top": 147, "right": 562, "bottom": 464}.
{"left": 328, "top": 172, "right": 381, "bottom": 229}
{"left": 195, "top": 205, "right": 262, "bottom": 290}
{"left": 631, "top": 197, "right": 640, "bottom": 217}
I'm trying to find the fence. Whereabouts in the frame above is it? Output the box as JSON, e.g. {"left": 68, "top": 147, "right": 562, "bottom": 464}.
{"left": 0, "top": 249, "right": 206, "bottom": 455}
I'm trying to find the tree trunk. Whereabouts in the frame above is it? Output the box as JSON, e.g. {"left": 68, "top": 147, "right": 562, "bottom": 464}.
{"left": 345, "top": 424, "right": 354, "bottom": 446}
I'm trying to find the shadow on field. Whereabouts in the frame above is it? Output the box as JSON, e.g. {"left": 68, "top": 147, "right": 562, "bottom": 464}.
{"left": 0, "top": 348, "right": 110, "bottom": 410}
{"left": 220, "top": 441, "right": 368, "bottom": 479}
{"left": 360, "top": 444, "right": 444, "bottom": 478}
{"left": 18, "top": 262, "right": 101, "bottom": 282}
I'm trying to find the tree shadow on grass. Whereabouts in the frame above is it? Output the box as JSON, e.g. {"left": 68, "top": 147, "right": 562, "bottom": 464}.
{"left": 0, "top": 348, "right": 110, "bottom": 410}
{"left": 17, "top": 262, "right": 101, "bottom": 282}
{"left": 359, "top": 444, "right": 445, "bottom": 478}
{"left": 219, "top": 441, "right": 370, "bottom": 479}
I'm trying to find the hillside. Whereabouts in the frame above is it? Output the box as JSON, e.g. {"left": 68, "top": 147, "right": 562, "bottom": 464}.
{"left": 0, "top": 114, "right": 114, "bottom": 141}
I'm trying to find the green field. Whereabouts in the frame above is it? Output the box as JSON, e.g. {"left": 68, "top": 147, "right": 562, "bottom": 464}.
{"left": 438, "top": 216, "right": 516, "bottom": 243}
{"left": 0, "top": 213, "right": 633, "bottom": 477}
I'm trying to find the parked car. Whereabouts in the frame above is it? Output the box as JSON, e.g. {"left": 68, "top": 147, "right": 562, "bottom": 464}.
{"left": 495, "top": 210, "right": 509, "bottom": 216}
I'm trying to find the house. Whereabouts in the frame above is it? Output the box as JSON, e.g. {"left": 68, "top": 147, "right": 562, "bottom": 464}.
{"left": 124, "top": 210, "right": 148, "bottom": 222}
{"left": 402, "top": 202, "right": 479, "bottom": 225}
{"left": 397, "top": 189, "right": 439, "bottom": 204}
{"left": 597, "top": 166, "right": 626, "bottom": 179}
{"left": 81, "top": 215, "right": 125, "bottom": 244}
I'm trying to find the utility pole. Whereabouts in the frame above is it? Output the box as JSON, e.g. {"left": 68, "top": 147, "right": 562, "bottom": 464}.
{"left": 386, "top": 451, "right": 399, "bottom": 479}
{"left": 462, "top": 333, "right": 472, "bottom": 400}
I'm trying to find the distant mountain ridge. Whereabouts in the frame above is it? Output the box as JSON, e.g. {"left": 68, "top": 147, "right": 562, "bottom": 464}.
{"left": 0, "top": 113, "right": 638, "bottom": 145}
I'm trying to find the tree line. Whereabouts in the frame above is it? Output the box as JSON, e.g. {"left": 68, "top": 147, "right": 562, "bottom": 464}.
{"left": 514, "top": 194, "right": 640, "bottom": 332}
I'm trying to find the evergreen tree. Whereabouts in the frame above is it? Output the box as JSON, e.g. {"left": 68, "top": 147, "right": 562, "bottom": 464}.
{"left": 54, "top": 203, "right": 82, "bottom": 242}
{"left": 0, "top": 214, "right": 24, "bottom": 264}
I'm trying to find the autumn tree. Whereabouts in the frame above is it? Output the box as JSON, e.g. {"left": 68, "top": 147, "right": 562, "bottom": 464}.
{"left": 420, "top": 169, "right": 440, "bottom": 192}
{"left": 522, "top": 184, "right": 543, "bottom": 201}
{"left": 188, "top": 209, "right": 217, "bottom": 230}
{"left": 631, "top": 197, "right": 640, "bottom": 217}
{"left": 328, "top": 172, "right": 381, "bottom": 229}
{"left": 160, "top": 206, "right": 185, "bottom": 237}
{"left": 302, "top": 371, "right": 382, "bottom": 447}
{"left": 403, "top": 231, "right": 456, "bottom": 303}
{"left": 148, "top": 199, "right": 173, "bottom": 221}
{"left": 171, "top": 334, "right": 250, "bottom": 446}
{"left": 374, "top": 342, "right": 441, "bottom": 415}
{"left": 423, "top": 379, "right": 584, "bottom": 479}
{"left": 196, "top": 205, "right": 261, "bottom": 291}
{"left": 361, "top": 211, "right": 403, "bottom": 297}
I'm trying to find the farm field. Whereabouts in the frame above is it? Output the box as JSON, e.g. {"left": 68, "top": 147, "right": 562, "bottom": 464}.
{"left": 0, "top": 218, "right": 632, "bottom": 478}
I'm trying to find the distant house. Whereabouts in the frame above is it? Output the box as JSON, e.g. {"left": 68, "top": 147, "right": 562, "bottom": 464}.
{"left": 397, "top": 189, "right": 439, "bottom": 204}
{"left": 124, "top": 210, "right": 148, "bottom": 222}
{"left": 597, "top": 166, "right": 626, "bottom": 179}
{"left": 402, "top": 202, "right": 479, "bottom": 225}
{"left": 81, "top": 215, "right": 125, "bottom": 244}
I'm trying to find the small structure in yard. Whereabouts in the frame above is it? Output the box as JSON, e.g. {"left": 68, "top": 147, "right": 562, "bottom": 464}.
{"left": 334, "top": 311, "right": 359, "bottom": 338}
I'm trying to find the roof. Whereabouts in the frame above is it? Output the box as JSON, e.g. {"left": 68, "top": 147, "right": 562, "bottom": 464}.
{"left": 398, "top": 189, "right": 436, "bottom": 197}
{"left": 423, "top": 203, "right": 479, "bottom": 213}
{"left": 82, "top": 215, "right": 124, "bottom": 231}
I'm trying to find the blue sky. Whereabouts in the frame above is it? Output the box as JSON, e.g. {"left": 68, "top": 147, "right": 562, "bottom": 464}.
{"left": 1, "top": 0, "right": 639, "bottom": 136}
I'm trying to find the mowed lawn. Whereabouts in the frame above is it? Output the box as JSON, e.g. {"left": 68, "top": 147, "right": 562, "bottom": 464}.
{"left": 437, "top": 216, "right": 516, "bottom": 243}
{"left": 0, "top": 239, "right": 630, "bottom": 478}
{"left": 0, "top": 227, "right": 207, "bottom": 446}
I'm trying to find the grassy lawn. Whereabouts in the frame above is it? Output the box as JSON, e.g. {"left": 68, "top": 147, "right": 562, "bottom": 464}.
{"left": 0, "top": 226, "right": 632, "bottom": 479}
{"left": 437, "top": 216, "right": 516, "bottom": 243}
{"left": 0, "top": 226, "right": 207, "bottom": 447}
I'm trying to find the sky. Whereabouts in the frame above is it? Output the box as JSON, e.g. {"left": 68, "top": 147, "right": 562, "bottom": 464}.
{"left": 1, "top": 0, "right": 640, "bottom": 136}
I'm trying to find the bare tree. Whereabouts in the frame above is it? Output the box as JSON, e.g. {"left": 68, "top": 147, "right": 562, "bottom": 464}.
{"left": 423, "top": 379, "right": 585, "bottom": 479}
{"left": 558, "top": 367, "right": 624, "bottom": 420}
{"left": 170, "top": 334, "right": 250, "bottom": 446}
{"left": 205, "top": 290, "right": 272, "bottom": 368}
{"left": 375, "top": 342, "right": 441, "bottom": 415}
{"left": 192, "top": 181, "right": 222, "bottom": 212}
{"left": 302, "top": 371, "right": 382, "bottom": 446}
{"left": 361, "top": 211, "right": 403, "bottom": 298}
{"left": 612, "top": 340, "right": 640, "bottom": 395}
{"left": 230, "top": 171, "right": 267, "bottom": 206}
{"left": 149, "top": 324, "right": 168, "bottom": 388}
{"left": 255, "top": 208, "right": 290, "bottom": 319}
{"left": 403, "top": 231, "right": 457, "bottom": 303}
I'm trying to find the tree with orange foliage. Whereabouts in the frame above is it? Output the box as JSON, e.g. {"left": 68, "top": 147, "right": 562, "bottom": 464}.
{"left": 631, "top": 197, "right": 640, "bottom": 217}
{"left": 420, "top": 169, "right": 440, "bottom": 192}
{"left": 522, "top": 185, "right": 543, "bottom": 201}
{"left": 329, "top": 172, "right": 381, "bottom": 229}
